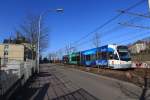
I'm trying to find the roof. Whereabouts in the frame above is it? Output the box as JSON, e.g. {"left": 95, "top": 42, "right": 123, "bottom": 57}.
{"left": 81, "top": 44, "right": 117, "bottom": 55}
{"left": 82, "top": 48, "right": 97, "bottom": 55}
{"left": 69, "top": 52, "right": 80, "bottom": 57}
{"left": 0, "top": 43, "right": 25, "bottom": 46}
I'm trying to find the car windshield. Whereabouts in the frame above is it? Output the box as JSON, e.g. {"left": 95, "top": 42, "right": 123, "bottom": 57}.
{"left": 119, "top": 52, "right": 131, "bottom": 61}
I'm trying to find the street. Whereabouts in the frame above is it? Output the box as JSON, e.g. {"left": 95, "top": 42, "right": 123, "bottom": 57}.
{"left": 52, "top": 64, "right": 148, "bottom": 100}
{"left": 11, "top": 63, "right": 150, "bottom": 100}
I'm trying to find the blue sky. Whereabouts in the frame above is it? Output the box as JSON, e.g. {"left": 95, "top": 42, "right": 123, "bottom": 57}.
{"left": 0, "top": 0, "right": 150, "bottom": 56}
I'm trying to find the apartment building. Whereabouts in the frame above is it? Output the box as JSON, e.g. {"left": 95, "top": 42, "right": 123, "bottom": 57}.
{"left": 0, "top": 44, "right": 24, "bottom": 60}
{"left": 0, "top": 43, "right": 34, "bottom": 66}
{"left": 129, "top": 41, "right": 147, "bottom": 54}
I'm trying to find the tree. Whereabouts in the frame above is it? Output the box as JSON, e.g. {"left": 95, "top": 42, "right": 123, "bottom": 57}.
{"left": 43, "top": 57, "right": 49, "bottom": 63}
{"left": 14, "top": 30, "right": 28, "bottom": 44}
{"left": 48, "top": 53, "right": 53, "bottom": 61}
{"left": 57, "top": 49, "right": 63, "bottom": 60}
{"left": 65, "top": 44, "right": 77, "bottom": 55}
{"left": 65, "top": 44, "right": 71, "bottom": 55}
{"left": 19, "top": 14, "right": 49, "bottom": 59}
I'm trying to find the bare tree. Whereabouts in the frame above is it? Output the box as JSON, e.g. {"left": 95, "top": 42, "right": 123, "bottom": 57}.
{"left": 65, "top": 44, "right": 71, "bottom": 55}
{"left": 20, "top": 14, "right": 49, "bottom": 59}
{"left": 65, "top": 43, "right": 77, "bottom": 54}
{"left": 58, "top": 49, "right": 63, "bottom": 60}
{"left": 48, "top": 53, "right": 53, "bottom": 61}
{"left": 71, "top": 47, "right": 77, "bottom": 53}
{"left": 48, "top": 52, "right": 58, "bottom": 63}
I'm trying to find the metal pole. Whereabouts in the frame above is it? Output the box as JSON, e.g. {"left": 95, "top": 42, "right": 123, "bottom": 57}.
{"left": 37, "top": 14, "right": 42, "bottom": 73}
{"left": 37, "top": 8, "right": 63, "bottom": 73}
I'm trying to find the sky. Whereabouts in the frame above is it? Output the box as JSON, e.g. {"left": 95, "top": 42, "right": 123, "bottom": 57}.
{"left": 0, "top": 0, "right": 150, "bottom": 56}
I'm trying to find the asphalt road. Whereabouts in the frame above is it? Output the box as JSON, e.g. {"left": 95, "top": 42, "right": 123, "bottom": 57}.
{"left": 51, "top": 64, "right": 150, "bottom": 100}
{"left": 11, "top": 64, "right": 150, "bottom": 100}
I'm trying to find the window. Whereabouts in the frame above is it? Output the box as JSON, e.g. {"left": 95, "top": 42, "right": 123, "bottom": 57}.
{"left": 114, "top": 54, "right": 119, "bottom": 60}
{"left": 86, "top": 55, "right": 91, "bottom": 61}
{"left": 4, "top": 51, "right": 8, "bottom": 56}
{"left": 101, "top": 52, "right": 107, "bottom": 59}
{"left": 4, "top": 57, "right": 8, "bottom": 64}
{"left": 97, "top": 52, "right": 102, "bottom": 59}
{"left": 108, "top": 52, "right": 113, "bottom": 59}
{"left": 76, "top": 56, "right": 80, "bottom": 61}
{"left": 4, "top": 45, "right": 9, "bottom": 49}
{"left": 91, "top": 54, "right": 96, "bottom": 60}
{"left": 97, "top": 52, "right": 113, "bottom": 60}
{"left": 118, "top": 52, "right": 131, "bottom": 61}
{"left": 71, "top": 57, "right": 76, "bottom": 61}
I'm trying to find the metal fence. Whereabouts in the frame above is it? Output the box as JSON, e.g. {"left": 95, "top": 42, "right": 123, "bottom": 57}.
{"left": 0, "top": 58, "right": 36, "bottom": 99}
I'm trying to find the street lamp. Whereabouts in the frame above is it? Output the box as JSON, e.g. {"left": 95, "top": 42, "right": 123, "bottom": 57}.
{"left": 37, "top": 8, "right": 63, "bottom": 73}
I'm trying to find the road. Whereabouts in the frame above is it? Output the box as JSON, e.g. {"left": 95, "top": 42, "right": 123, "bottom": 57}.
{"left": 51, "top": 64, "right": 150, "bottom": 100}
{"left": 11, "top": 63, "right": 150, "bottom": 100}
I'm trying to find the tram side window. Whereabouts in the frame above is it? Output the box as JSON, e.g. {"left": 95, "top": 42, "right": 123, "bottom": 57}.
{"left": 72, "top": 57, "right": 76, "bottom": 61}
{"left": 97, "top": 52, "right": 102, "bottom": 59}
{"left": 77, "top": 56, "right": 80, "bottom": 61}
{"left": 101, "top": 52, "right": 107, "bottom": 59}
{"left": 86, "top": 55, "right": 91, "bottom": 61}
{"left": 108, "top": 52, "right": 113, "bottom": 59}
{"left": 97, "top": 52, "right": 107, "bottom": 59}
{"left": 91, "top": 54, "right": 96, "bottom": 60}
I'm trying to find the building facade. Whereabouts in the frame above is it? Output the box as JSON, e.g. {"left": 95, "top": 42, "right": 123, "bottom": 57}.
{"left": 129, "top": 41, "right": 147, "bottom": 54}
{"left": 0, "top": 44, "right": 24, "bottom": 60}
{"left": 0, "top": 43, "right": 36, "bottom": 66}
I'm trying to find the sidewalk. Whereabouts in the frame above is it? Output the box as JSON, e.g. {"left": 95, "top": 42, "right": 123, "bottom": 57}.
{"left": 10, "top": 64, "right": 98, "bottom": 100}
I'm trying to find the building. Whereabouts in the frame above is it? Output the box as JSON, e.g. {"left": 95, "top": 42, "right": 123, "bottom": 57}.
{"left": 0, "top": 43, "right": 34, "bottom": 66}
{"left": 129, "top": 41, "right": 147, "bottom": 54}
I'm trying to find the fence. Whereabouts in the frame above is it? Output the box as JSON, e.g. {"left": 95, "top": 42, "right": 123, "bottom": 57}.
{"left": 0, "top": 58, "right": 36, "bottom": 99}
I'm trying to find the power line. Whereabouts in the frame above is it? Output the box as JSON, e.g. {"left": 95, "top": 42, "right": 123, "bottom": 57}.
{"left": 58, "top": 0, "right": 146, "bottom": 55}
{"left": 77, "top": 30, "right": 148, "bottom": 47}
{"left": 72, "top": 13, "right": 122, "bottom": 45}
{"left": 101, "top": 31, "right": 150, "bottom": 45}
{"left": 71, "top": 0, "right": 146, "bottom": 46}
{"left": 123, "top": 0, "right": 146, "bottom": 11}
{"left": 74, "top": 15, "right": 145, "bottom": 48}
{"left": 118, "top": 10, "right": 150, "bottom": 18}
{"left": 118, "top": 22, "right": 150, "bottom": 30}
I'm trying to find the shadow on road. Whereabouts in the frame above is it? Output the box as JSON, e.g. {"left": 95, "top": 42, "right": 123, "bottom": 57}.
{"left": 37, "top": 72, "right": 52, "bottom": 77}
{"left": 10, "top": 71, "right": 51, "bottom": 100}
{"left": 139, "top": 70, "right": 149, "bottom": 100}
{"left": 52, "top": 88, "right": 99, "bottom": 100}
{"left": 117, "top": 69, "right": 150, "bottom": 100}
{"left": 9, "top": 74, "right": 40, "bottom": 100}
{"left": 10, "top": 66, "right": 100, "bottom": 100}
{"left": 34, "top": 83, "right": 50, "bottom": 100}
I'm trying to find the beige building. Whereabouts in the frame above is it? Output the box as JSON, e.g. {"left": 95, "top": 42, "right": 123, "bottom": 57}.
{"left": 129, "top": 41, "right": 147, "bottom": 54}
{"left": 0, "top": 43, "right": 35, "bottom": 66}
{"left": 0, "top": 44, "right": 25, "bottom": 63}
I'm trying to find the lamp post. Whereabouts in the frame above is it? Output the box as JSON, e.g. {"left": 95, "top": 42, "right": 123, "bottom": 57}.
{"left": 37, "top": 8, "right": 63, "bottom": 73}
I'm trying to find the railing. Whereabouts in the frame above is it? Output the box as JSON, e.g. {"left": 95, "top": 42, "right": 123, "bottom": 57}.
{"left": 0, "top": 58, "right": 36, "bottom": 99}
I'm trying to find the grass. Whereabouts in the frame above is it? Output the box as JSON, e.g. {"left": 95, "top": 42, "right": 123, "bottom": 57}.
{"left": 131, "top": 54, "right": 150, "bottom": 61}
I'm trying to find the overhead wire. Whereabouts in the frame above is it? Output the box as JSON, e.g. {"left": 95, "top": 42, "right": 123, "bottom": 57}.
{"left": 58, "top": 0, "right": 146, "bottom": 54}
{"left": 71, "top": 0, "right": 146, "bottom": 46}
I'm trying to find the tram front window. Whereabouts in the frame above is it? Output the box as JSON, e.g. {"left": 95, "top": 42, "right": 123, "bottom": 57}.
{"left": 118, "top": 52, "right": 131, "bottom": 61}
